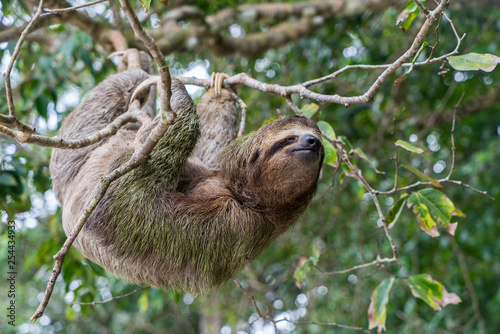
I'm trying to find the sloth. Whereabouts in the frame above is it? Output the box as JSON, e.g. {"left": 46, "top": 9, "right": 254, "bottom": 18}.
{"left": 50, "top": 62, "right": 324, "bottom": 294}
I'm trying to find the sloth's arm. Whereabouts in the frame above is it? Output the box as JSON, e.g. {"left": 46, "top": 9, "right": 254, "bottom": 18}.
{"left": 193, "top": 84, "right": 238, "bottom": 170}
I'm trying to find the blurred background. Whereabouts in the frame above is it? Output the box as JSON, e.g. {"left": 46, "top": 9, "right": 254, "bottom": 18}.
{"left": 0, "top": 0, "right": 499, "bottom": 333}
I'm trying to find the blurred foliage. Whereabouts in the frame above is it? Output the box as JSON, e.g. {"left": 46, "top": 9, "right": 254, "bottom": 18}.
{"left": 1, "top": 0, "right": 499, "bottom": 333}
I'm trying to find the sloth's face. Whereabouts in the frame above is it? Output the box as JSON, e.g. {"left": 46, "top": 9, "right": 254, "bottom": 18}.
{"left": 248, "top": 117, "right": 324, "bottom": 198}
{"left": 271, "top": 128, "right": 323, "bottom": 161}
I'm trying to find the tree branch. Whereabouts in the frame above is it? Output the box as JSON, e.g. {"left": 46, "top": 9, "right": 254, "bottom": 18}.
{"left": 30, "top": 98, "right": 175, "bottom": 321}
{"left": 31, "top": 0, "right": 177, "bottom": 321}
{"left": 3, "top": 0, "right": 45, "bottom": 119}
{"left": 317, "top": 256, "right": 397, "bottom": 275}
{"left": 70, "top": 286, "right": 149, "bottom": 307}
{"left": 43, "top": 0, "right": 108, "bottom": 14}
{"left": 0, "top": 112, "right": 139, "bottom": 148}
{"left": 119, "top": 0, "right": 172, "bottom": 118}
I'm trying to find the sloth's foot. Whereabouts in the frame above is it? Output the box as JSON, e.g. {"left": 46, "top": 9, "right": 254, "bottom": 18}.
{"left": 210, "top": 72, "right": 230, "bottom": 96}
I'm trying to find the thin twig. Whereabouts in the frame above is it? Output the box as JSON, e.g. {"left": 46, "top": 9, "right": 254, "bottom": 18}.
{"left": 223, "top": 1, "right": 449, "bottom": 107}
{"left": 445, "top": 180, "right": 495, "bottom": 200}
{"left": 233, "top": 279, "right": 268, "bottom": 320}
{"left": 285, "top": 96, "right": 305, "bottom": 117}
{"left": 170, "top": 0, "right": 451, "bottom": 108}
{"left": 3, "top": 0, "right": 45, "bottom": 119}
{"left": 331, "top": 138, "right": 402, "bottom": 268}
{"left": 235, "top": 279, "right": 369, "bottom": 333}
{"left": 374, "top": 178, "right": 493, "bottom": 200}
{"left": 427, "top": 14, "right": 442, "bottom": 61}
{"left": 373, "top": 90, "right": 494, "bottom": 200}
{"left": 234, "top": 279, "right": 277, "bottom": 332}
{"left": 228, "top": 90, "right": 248, "bottom": 138}
{"left": 448, "top": 236, "right": 484, "bottom": 333}
{"left": 70, "top": 286, "right": 149, "bottom": 307}
{"left": 1, "top": 112, "right": 139, "bottom": 148}
{"left": 293, "top": 321, "right": 371, "bottom": 334}
{"left": 175, "top": 1, "right": 454, "bottom": 108}
{"left": 42, "top": 0, "right": 108, "bottom": 14}
{"left": 444, "top": 90, "right": 465, "bottom": 180}
{"left": 413, "top": 0, "right": 429, "bottom": 16}
{"left": 119, "top": 0, "right": 172, "bottom": 118}
{"left": 317, "top": 256, "right": 397, "bottom": 275}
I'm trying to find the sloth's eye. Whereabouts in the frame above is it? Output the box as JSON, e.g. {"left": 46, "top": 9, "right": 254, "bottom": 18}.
{"left": 286, "top": 136, "right": 298, "bottom": 143}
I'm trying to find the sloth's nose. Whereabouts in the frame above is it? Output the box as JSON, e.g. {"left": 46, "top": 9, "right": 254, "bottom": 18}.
{"left": 300, "top": 134, "right": 321, "bottom": 152}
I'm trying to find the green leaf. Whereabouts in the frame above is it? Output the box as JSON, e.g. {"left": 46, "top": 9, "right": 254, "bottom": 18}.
{"left": 0, "top": 172, "right": 17, "bottom": 186}
{"left": 401, "top": 164, "right": 442, "bottom": 187}
{"left": 35, "top": 95, "right": 49, "bottom": 118}
{"left": 341, "top": 162, "right": 352, "bottom": 174}
{"left": 387, "top": 194, "right": 408, "bottom": 227}
{"left": 59, "top": 38, "right": 76, "bottom": 61}
{"left": 402, "top": 9, "right": 420, "bottom": 31}
{"left": 338, "top": 135, "right": 353, "bottom": 152}
{"left": 301, "top": 103, "right": 320, "bottom": 119}
{"left": 294, "top": 257, "right": 311, "bottom": 289}
{"left": 396, "top": 1, "right": 426, "bottom": 31}
{"left": 407, "top": 189, "right": 465, "bottom": 237}
{"left": 294, "top": 246, "right": 321, "bottom": 288}
{"left": 140, "top": 0, "right": 152, "bottom": 12}
{"left": 309, "top": 245, "right": 320, "bottom": 266}
{"left": 448, "top": 53, "right": 500, "bottom": 72}
{"left": 401, "top": 0, "right": 426, "bottom": 17}
{"left": 317, "top": 121, "right": 336, "bottom": 139}
{"left": 355, "top": 147, "right": 384, "bottom": 174}
{"left": 368, "top": 277, "right": 395, "bottom": 331}
{"left": 395, "top": 140, "right": 429, "bottom": 154}
{"left": 412, "top": 201, "right": 438, "bottom": 236}
{"left": 413, "top": 41, "right": 429, "bottom": 64}
{"left": 138, "top": 288, "right": 149, "bottom": 313}
{"left": 321, "top": 139, "right": 337, "bottom": 167}
{"left": 338, "top": 171, "right": 345, "bottom": 184}
{"left": 403, "top": 0, "right": 418, "bottom": 12}
{"left": 407, "top": 274, "right": 461, "bottom": 311}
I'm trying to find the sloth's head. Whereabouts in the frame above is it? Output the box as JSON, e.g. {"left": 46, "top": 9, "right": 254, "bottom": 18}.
{"left": 221, "top": 116, "right": 324, "bottom": 223}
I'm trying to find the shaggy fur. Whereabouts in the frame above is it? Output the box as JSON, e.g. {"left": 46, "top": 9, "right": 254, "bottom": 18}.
{"left": 50, "top": 69, "right": 324, "bottom": 294}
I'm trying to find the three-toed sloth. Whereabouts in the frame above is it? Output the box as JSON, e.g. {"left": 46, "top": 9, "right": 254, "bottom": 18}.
{"left": 50, "top": 65, "right": 324, "bottom": 294}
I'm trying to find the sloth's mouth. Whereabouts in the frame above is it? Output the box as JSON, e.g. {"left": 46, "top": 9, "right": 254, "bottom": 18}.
{"left": 291, "top": 148, "right": 321, "bottom": 159}
{"left": 292, "top": 148, "right": 320, "bottom": 154}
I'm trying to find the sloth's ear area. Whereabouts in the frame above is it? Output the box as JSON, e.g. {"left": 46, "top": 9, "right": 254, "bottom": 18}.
{"left": 130, "top": 75, "right": 161, "bottom": 106}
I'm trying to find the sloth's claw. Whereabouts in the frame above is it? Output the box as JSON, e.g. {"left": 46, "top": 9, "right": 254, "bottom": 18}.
{"left": 130, "top": 75, "right": 160, "bottom": 105}
{"left": 211, "top": 72, "right": 230, "bottom": 96}
{"left": 107, "top": 50, "right": 126, "bottom": 59}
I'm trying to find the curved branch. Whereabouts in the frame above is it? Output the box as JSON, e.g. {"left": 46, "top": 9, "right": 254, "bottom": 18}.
{"left": 0, "top": 112, "right": 139, "bottom": 148}
{"left": 43, "top": 0, "right": 108, "bottom": 14}
{"left": 119, "top": 0, "right": 172, "bottom": 117}
{"left": 70, "top": 286, "right": 149, "bottom": 307}
{"left": 0, "top": 11, "right": 108, "bottom": 45}
{"left": 3, "top": 0, "right": 45, "bottom": 119}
